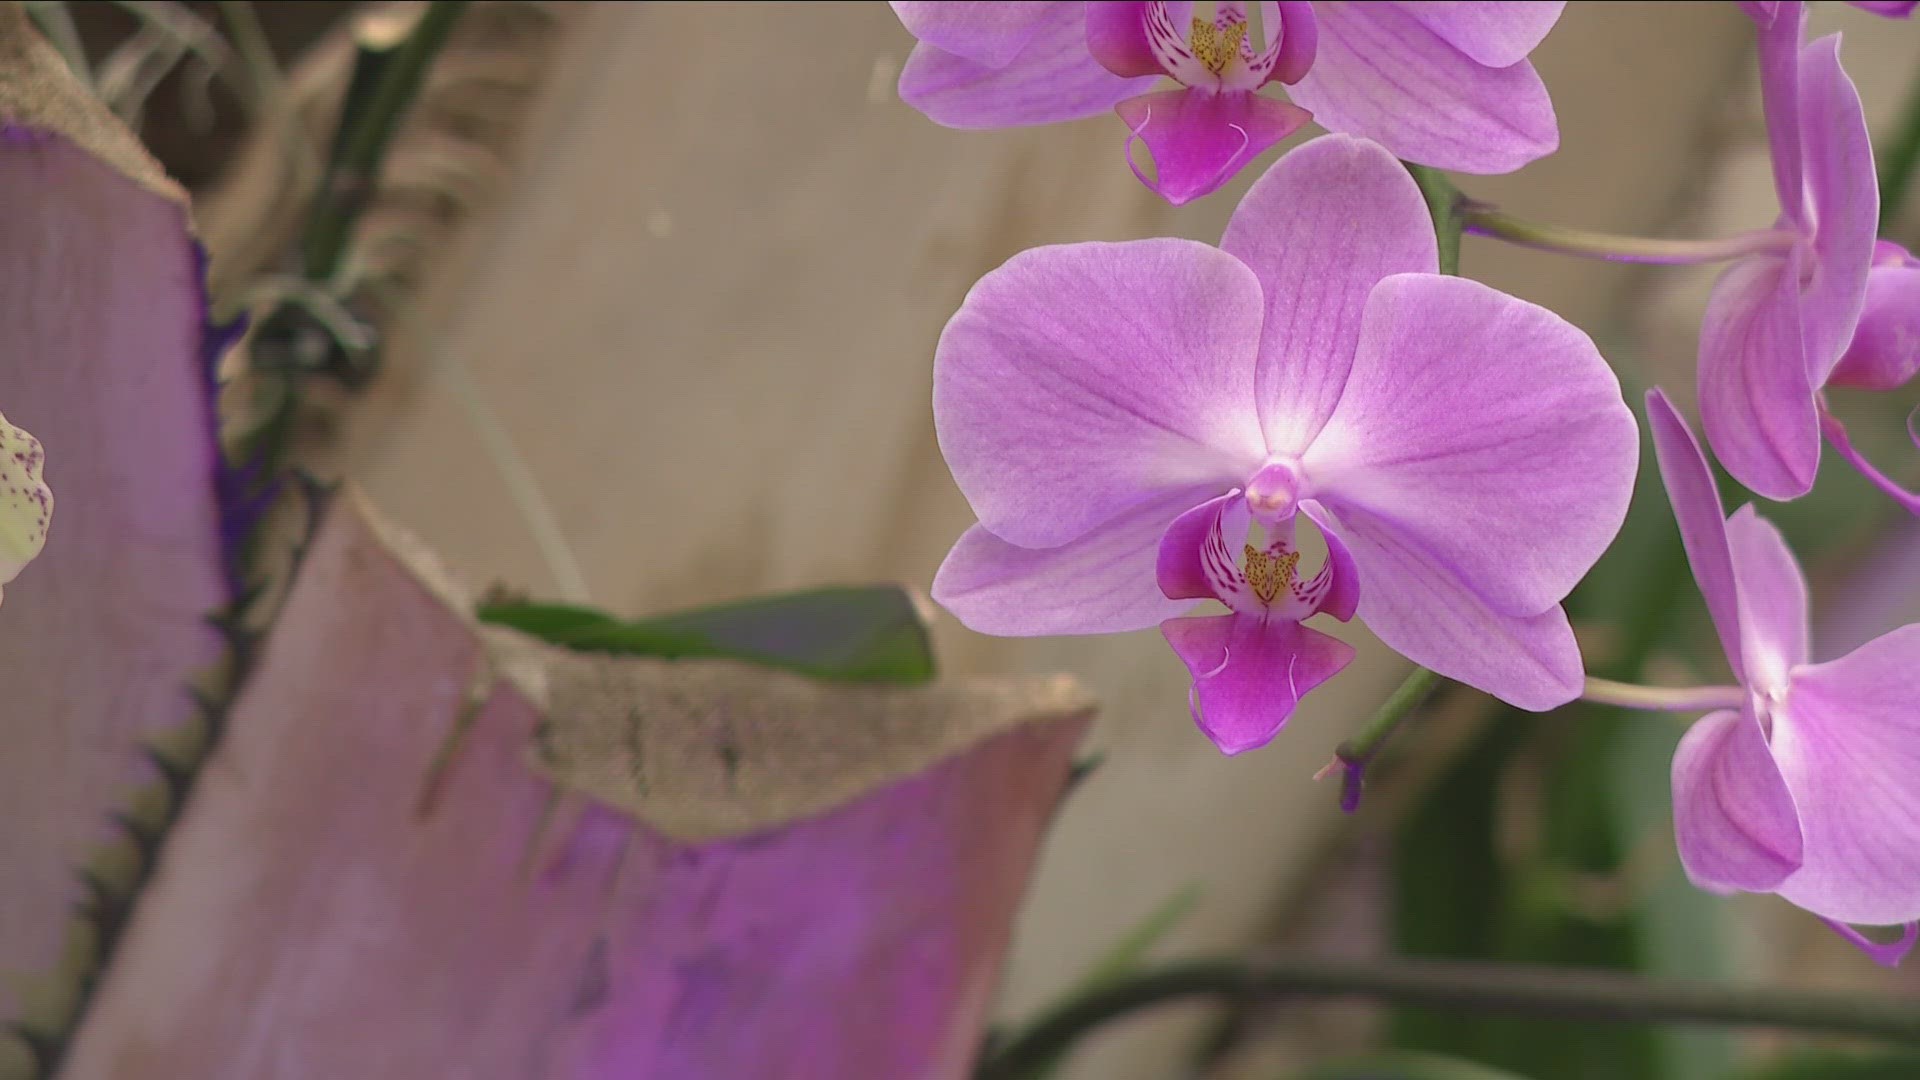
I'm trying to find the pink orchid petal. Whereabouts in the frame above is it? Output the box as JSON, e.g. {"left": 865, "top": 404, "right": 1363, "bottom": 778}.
{"left": 1740, "top": 0, "right": 1782, "bottom": 25}
{"left": 933, "top": 489, "right": 1217, "bottom": 636}
{"left": 1307, "top": 502, "right": 1584, "bottom": 710}
{"left": 899, "top": 5, "right": 1159, "bottom": 129}
{"left": 1698, "top": 251, "right": 1820, "bottom": 500}
{"left": 1114, "top": 86, "right": 1312, "bottom": 206}
{"left": 890, "top": 1, "right": 1055, "bottom": 66}
{"left": 1087, "top": 1, "right": 1193, "bottom": 78}
{"left": 1671, "top": 708, "right": 1805, "bottom": 894}
{"left": 1822, "top": 919, "right": 1918, "bottom": 968}
{"left": 1755, "top": 3, "right": 1807, "bottom": 223}
{"left": 1220, "top": 134, "right": 1436, "bottom": 455}
{"left": 1849, "top": 0, "right": 1919, "bottom": 16}
{"left": 1726, "top": 507, "right": 1812, "bottom": 684}
{"left": 1646, "top": 390, "right": 1747, "bottom": 682}
{"left": 1831, "top": 253, "right": 1920, "bottom": 391}
{"left": 1160, "top": 612, "right": 1355, "bottom": 754}
{"left": 1286, "top": 1, "right": 1557, "bottom": 174}
{"left": 1798, "top": 34, "right": 1877, "bottom": 381}
{"left": 1156, "top": 489, "right": 1250, "bottom": 601}
{"left": 1390, "top": 1, "right": 1566, "bottom": 68}
{"left": 1775, "top": 624, "right": 1920, "bottom": 925}
{"left": 933, "top": 238, "right": 1267, "bottom": 548}
{"left": 1305, "top": 273, "right": 1638, "bottom": 618}
{"left": 1302, "top": 501, "right": 1359, "bottom": 622}
{"left": 1268, "top": 2, "right": 1318, "bottom": 85}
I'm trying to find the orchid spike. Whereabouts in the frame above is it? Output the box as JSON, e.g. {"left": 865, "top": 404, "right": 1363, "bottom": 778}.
{"left": 931, "top": 135, "right": 1637, "bottom": 755}
{"left": 1816, "top": 239, "right": 1920, "bottom": 514}
{"left": 892, "top": 1, "right": 1563, "bottom": 204}
{"left": 1648, "top": 389, "right": 1920, "bottom": 966}
{"left": 1698, "top": 4, "right": 1897, "bottom": 501}
{"left": 1743, "top": 0, "right": 1919, "bottom": 20}
{"left": 0, "top": 409, "right": 50, "bottom": 608}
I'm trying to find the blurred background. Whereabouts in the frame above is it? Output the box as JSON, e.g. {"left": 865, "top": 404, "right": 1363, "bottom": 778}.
{"left": 26, "top": 2, "right": 1920, "bottom": 1076}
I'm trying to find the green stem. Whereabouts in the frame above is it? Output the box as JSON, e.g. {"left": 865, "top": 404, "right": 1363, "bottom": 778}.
{"left": 1879, "top": 65, "right": 1920, "bottom": 231}
{"left": 1462, "top": 206, "right": 1795, "bottom": 266}
{"left": 1319, "top": 666, "right": 1445, "bottom": 811}
{"left": 973, "top": 958, "right": 1920, "bottom": 1080}
{"left": 1578, "top": 677, "right": 1744, "bottom": 714}
{"left": 1405, "top": 162, "right": 1462, "bottom": 275}
{"left": 299, "top": 0, "right": 469, "bottom": 283}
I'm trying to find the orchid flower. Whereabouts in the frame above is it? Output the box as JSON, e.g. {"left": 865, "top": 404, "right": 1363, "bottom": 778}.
{"left": 1646, "top": 389, "right": 1920, "bottom": 965}
{"left": 0, "top": 409, "right": 49, "bottom": 608}
{"left": 931, "top": 135, "right": 1637, "bottom": 755}
{"left": 1742, "top": 0, "right": 1918, "bottom": 21}
{"left": 1829, "top": 240, "right": 1920, "bottom": 392}
{"left": 892, "top": 1, "right": 1562, "bottom": 204}
{"left": 1699, "top": 3, "right": 1920, "bottom": 505}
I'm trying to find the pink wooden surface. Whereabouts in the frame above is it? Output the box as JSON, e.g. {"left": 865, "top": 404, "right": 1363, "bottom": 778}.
{"left": 0, "top": 14, "right": 229, "bottom": 1032}
{"left": 62, "top": 494, "right": 1090, "bottom": 1079}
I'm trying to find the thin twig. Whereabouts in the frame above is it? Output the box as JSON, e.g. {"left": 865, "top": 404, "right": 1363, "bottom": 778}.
{"left": 975, "top": 957, "right": 1920, "bottom": 1080}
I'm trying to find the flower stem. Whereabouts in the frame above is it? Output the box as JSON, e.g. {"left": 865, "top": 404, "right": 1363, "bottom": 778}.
{"left": 300, "top": 0, "right": 470, "bottom": 283}
{"left": 1821, "top": 407, "right": 1920, "bottom": 516}
{"left": 1461, "top": 206, "right": 1796, "bottom": 266}
{"left": 1317, "top": 666, "right": 1446, "bottom": 812}
{"left": 1579, "top": 676, "right": 1744, "bottom": 713}
{"left": 972, "top": 956, "right": 1920, "bottom": 1080}
{"left": 1405, "top": 163, "right": 1462, "bottom": 276}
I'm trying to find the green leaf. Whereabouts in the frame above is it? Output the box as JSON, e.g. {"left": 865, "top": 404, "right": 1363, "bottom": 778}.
{"left": 1301, "top": 1051, "right": 1541, "bottom": 1080}
{"left": 478, "top": 585, "right": 935, "bottom": 684}
{"left": 1733, "top": 1051, "right": 1920, "bottom": 1080}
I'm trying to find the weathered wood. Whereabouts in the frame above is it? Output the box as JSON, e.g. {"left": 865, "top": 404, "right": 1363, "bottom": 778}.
{"left": 0, "top": 3, "right": 229, "bottom": 1056}
{"left": 60, "top": 491, "right": 1092, "bottom": 1079}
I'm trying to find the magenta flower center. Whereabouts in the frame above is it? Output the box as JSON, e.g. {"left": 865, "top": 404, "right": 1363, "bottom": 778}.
{"left": 1205, "top": 514, "right": 1337, "bottom": 621}
{"left": 1244, "top": 457, "right": 1305, "bottom": 525}
{"left": 1188, "top": 15, "right": 1248, "bottom": 76}
{"left": 1146, "top": 1, "right": 1289, "bottom": 93}
{"left": 1194, "top": 459, "right": 1342, "bottom": 622}
{"left": 1747, "top": 668, "right": 1794, "bottom": 737}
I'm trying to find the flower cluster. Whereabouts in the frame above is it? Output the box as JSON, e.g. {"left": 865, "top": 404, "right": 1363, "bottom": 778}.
{"left": 898, "top": 2, "right": 1920, "bottom": 961}
{"left": 895, "top": 1, "right": 1560, "bottom": 203}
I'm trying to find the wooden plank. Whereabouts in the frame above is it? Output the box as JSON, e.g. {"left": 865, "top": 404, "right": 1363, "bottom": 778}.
{"left": 0, "top": 3, "right": 228, "bottom": 1050}
{"left": 61, "top": 491, "right": 1091, "bottom": 1079}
